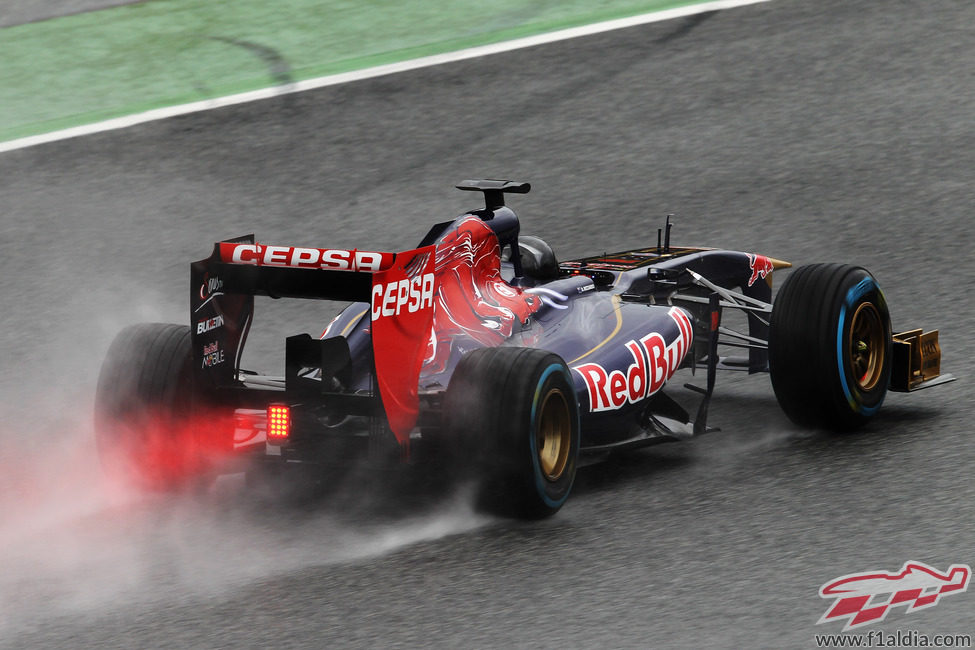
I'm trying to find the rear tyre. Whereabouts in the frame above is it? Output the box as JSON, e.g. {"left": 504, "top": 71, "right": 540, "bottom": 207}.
{"left": 95, "top": 323, "right": 231, "bottom": 490}
{"left": 443, "top": 347, "right": 580, "bottom": 519}
{"left": 769, "top": 264, "right": 892, "bottom": 430}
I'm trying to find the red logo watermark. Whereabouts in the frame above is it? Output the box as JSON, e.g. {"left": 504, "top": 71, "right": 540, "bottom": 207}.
{"left": 818, "top": 561, "right": 970, "bottom": 631}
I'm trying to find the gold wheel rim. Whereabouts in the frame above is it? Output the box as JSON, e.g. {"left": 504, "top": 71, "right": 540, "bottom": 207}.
{"left": 537, "top": 388, "right": 571, "bottom": 481}
{"left": 849, "top": 302, "right": 885, "bottom": 391}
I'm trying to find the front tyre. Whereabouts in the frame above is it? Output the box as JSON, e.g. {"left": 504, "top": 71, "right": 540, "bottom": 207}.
{"left": 443, "top": 347, "right": 580, "bottom": 519}
{"left": 769, "top": 264, "right": 892, "bottom": 430}
{"left": 94, "top": 323, "right": 231, "bottom": 490}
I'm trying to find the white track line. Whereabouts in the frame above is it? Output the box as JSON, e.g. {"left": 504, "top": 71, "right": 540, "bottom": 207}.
{"left": 0, "top": 0, "right": 770, "bottom": 154}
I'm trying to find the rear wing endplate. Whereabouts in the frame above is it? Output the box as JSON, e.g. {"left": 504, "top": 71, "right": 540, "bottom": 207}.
{"left": 191, "top": 236, "right": 436, "bottom": 450}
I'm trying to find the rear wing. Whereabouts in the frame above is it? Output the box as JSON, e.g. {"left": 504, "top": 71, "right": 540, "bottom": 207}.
{"left": 190, "top": 235, "right": 436, "bottom": 449}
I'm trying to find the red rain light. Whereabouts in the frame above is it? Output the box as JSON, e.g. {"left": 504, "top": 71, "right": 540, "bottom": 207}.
{"left": 266, "top": 404, "right": 291, "bottom": 444}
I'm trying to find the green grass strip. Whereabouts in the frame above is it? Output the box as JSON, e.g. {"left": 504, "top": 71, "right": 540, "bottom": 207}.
{"left": 1, "top": 0, "right": 708, "bottom": 143}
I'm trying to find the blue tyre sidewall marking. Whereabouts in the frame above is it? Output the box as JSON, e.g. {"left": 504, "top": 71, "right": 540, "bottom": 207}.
{"left": 529, "top": 363, "right": 578, "bottom": 508}
{"left": 836, "top": 276, "right": 884, "bottom": 416}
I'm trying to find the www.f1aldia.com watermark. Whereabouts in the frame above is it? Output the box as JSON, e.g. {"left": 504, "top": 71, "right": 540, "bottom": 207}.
{"left": 817, "top": 561, "right": 970, "bottom": 631}
{"left": 814, "top": 629, "right": 972, "bottom": 648}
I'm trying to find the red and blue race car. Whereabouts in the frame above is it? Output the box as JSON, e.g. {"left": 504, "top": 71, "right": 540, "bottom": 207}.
{"left": 95, "top": 180, "right": 954, "bottom": 517}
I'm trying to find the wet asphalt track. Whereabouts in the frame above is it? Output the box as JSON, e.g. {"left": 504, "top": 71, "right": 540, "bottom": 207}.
{"left": 1, "top": 0, "right": 973, "bottom": 647}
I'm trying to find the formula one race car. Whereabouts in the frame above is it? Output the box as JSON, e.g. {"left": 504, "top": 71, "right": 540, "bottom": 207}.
{"left": 95, "top": 180, "right": 955, "bottom": 518}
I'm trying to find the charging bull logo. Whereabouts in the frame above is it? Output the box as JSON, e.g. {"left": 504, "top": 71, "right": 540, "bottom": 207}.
{"left": 573, "top": 307, "right": 693, "bottom": 412}
{"left": 424, "top": 217, "right": 541, "bottom": 373}
{"left": 747, "top": 253, "right": 775, "bottom": 287}
{"left": 818, "top": 561, "right": 970, "bottom": 631}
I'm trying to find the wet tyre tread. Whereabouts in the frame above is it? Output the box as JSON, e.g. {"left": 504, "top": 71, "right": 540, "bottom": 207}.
{"left": 769, "top": 263, "right": 890, "bottom": 430}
